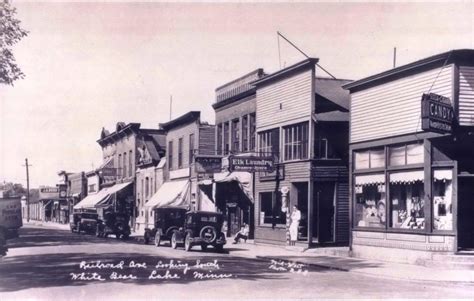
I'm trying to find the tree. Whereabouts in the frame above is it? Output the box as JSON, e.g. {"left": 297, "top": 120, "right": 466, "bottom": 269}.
{"left": 0, "top": 0, "right": 28, "bottom": 85}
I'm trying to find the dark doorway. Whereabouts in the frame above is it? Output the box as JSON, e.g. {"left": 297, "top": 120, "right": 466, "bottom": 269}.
{"left": 458, "top": 176, "right": 474, "bottom": 250}
{"left": 293, "top": 182, "right": 308, "bottom": 241}
{"left": 314, "top": 181, "right": 336, "bottom": 243}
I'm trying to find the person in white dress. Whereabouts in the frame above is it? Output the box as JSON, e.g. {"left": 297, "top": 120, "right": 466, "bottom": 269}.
{"left": 289, "top": 205, "right": 301, "bottom": 246}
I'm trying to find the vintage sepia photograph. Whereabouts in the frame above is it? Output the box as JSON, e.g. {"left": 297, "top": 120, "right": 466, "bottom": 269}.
{"left": 1, "top": 0, "right": 474, "bottom": 300}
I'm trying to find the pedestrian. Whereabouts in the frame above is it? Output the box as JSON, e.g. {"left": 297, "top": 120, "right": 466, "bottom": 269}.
{"left": 232, "top": 223, "right": 249, "bottom": 244}
{"left": 289, "top": 205, "right": 301, "bottom": 246}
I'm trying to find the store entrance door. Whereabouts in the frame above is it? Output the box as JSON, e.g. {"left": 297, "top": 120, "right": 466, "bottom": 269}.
{"left": 315, "top": 182, "right": 336, "bottom": 243}
{"left": 458, "top": 176, "right": 474, "bottom": 250}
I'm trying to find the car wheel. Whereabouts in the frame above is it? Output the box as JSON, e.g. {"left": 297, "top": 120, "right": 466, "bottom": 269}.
{"left": 76, "top": 223, "right": 81, "bottom": 234}
{"left": 184, "top": 234, "right": 192, "bottom": 252}
{"left": 215, "top": 244, "right": 224, "bottom": 253}
{"left": 171, "top": 232, "right": 178, "bottom": 249}
{"left": 154, "top": 232, "right": 161, "bottom": 247}
{"left": 116, "top": 233, "right": 121, "bottom": 239}
{"left": 122, "top": 233, "right": 129, "bottom": 240}
{"left": 201, "top": 244, "right": 208, "bottom": 251}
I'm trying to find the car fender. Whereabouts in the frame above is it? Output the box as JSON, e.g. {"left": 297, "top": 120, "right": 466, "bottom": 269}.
{"left": 165, "top": 226, "right": 179, "bottom": 238}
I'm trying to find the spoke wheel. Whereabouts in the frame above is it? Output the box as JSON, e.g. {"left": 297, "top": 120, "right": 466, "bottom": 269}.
{"left": 171, "top": 232, "right": 178, "bottom": 249}
{"left": 184, "top": 234, "right": 192, "bottom": 252}
{"left": 201, "top": 244, "right": 208, "bottom": 252}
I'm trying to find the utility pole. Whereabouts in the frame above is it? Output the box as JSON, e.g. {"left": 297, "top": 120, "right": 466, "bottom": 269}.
{"left": 393, "top": 47, "right": 397, "bottom": 68}
{"left": 24, "top": 158, "right": 32, "bottom": 222}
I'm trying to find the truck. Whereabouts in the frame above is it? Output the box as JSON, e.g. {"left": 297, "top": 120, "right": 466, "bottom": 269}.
{"left": 0, "top": 197, "right": 23, "bottom": 257}
{"left": 0, "top": 197, "right": 23, "bottom": 239}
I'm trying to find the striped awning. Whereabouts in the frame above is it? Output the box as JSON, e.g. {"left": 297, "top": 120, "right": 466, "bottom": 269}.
{"left": 389, "top": 170, "right": 424, "bottom": 184}
{"left": 434, "top": 169, "right": 452, "bottom": 181}
{"left": 355, "top": 174, "right": 385, "bottom": 186}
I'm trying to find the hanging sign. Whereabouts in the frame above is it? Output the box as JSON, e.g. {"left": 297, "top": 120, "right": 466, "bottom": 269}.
{"left": 421, "top": 93, "right": 454, "bottom": 134}
{"left": 229, "top": 155, "right": 275, "bottom": 173}
{"left": 195, "top": 156, "right": 222, "bottom": 173}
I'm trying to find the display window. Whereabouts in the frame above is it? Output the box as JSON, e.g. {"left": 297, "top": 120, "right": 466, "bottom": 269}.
{"left": 433, "top": 169, "right": 453, "bottom": 231}
{"left": 354, "top": 174, "right": 386, "bottom": 228}
{"left": 259, "top": 191, "right": 286, "bottom": 225}
{"left": 389, "top": 170, "right": 425, "bottom": 229}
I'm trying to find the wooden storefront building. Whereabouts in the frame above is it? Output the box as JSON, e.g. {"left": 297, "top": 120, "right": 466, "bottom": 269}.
{"left": 252, "top": 58, "right": 351, "bottom": 247}
{"left": 344, "top": 49, "right": 474, "bottom": 265}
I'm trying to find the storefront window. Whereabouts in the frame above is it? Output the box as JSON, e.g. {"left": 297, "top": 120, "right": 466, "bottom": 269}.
{"left": 389, "top": 170, "right": 425, "bottom": 229}
{"left": 433, "top": 169, "right": 453, "bottom": 231}
{"left": 259, "top": 192, "right": 286, "bottom": 225}
{"left": 354, "top": 174, "right": 386, "bottom": 228}
{"left": 354, "top": 148, "right": 384, "bottom": 170}
{"left": 389, "top": 142, "right": 424, "bottom": 166}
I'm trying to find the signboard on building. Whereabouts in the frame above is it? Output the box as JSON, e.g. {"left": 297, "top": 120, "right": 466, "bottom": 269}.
{"left": 421, "top": 93, "right": 455, "bottom": 134}
{"left": 229, "top": 155, "right": 275, "bottom": 173}
{"left": 195, "top": 156, "right": 222, "bottom": 173}
{"left": 39, "top": 187, "right": 61, "bottom": 200}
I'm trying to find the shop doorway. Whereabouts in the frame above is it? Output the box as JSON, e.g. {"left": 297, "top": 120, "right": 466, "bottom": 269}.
{"left": 293, "top": 182, "right": 308, "bottom": 241}
{"left": 458, "top": 176, "right": 474, "bottom": 250}
{"left": 313, "top": 181, "right": 336, "bottom": 243}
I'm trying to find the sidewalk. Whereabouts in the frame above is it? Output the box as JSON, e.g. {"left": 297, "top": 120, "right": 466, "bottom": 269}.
{"left": 227, "top": 241, "right": 474, "bottom": 284}
{"left": 23, "top": 219, "right": 70, "bottom": 231}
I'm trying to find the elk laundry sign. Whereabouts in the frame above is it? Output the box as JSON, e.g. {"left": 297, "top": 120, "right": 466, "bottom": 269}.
{"left": 421, "top": 93, "right": 455, "bottom": 134}
{"left": 229, "top": 155, "right": 275, "bottom": 173}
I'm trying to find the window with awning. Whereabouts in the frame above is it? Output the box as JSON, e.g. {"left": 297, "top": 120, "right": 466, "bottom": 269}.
{"left": 144, "top": 180, "right": 190, "bottom": 209}
{"left": 73, "top": 181, "right": 132, "bottom": 210}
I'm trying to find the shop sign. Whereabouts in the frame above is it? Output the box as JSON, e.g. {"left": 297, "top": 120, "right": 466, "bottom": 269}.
{"left": 100, "top": 167, "right": 116, "bottom": 177}
{"left": 39, "top": 187, "right": 60, "bottom": 200}
{"left": 421, "top": 93, "right": 454, "bottom": 134}
{"left": 195, "top": 156, "right": 222, "bottom": 173}
{"left": 229, "top": 155, "right": 275, "bottom": 173}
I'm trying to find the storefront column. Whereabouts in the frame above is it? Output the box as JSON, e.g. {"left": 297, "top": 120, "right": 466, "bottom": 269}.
{"left": 423, "top": 138, "right": 432, "bottom": 232}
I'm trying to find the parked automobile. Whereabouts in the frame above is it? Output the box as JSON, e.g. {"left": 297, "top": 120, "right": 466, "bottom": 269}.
{"left": 70, "top": 212, "right": 98, "bottom": 234}
{"left": 171, "top": 211, "right": 226, "bottom": 252}
{"left": 96, "top": 211, "right": 131, "bottom": 239}
{"left": 144, "top": 207, "right": 187, "bottom": 246}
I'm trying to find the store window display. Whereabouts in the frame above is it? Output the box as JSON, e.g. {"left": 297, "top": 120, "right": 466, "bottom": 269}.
{"left": 389, "top": 170, "right": 425, "bottom": 229}
{"left": 433, "top": 169, "right": 453, "bottom": 231}
{"left": 354, "top": 174, "right": 386, "bottom": 228}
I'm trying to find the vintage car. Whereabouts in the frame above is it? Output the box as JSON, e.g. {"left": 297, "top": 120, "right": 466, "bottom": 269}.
{"left": 96, "top": 212, "right": 131, "bottom": 239}
{"left": 70, "top": 212, "right": 98, "bottom": 234}
{"left": 171, "top": 211, "right": 226, "bottom": 252}
{"left": 144, "top": 207, "right": 187, "bottom": 246}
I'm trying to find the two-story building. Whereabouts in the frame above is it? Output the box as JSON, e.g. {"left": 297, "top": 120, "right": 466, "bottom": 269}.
{"left": 144, "top": 111, "right": 215, "bottom": 215}
{"left": 252, "top": 58, "right": 351, "bottom": 247}
{"left": 344, "top": 49, "right": 474, "bottom": 265}
{"left": 135, "top": 132, "right": 166, "bottom": 233}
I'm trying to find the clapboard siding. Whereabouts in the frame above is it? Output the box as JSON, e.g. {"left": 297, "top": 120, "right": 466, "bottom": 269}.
{"left": 257, "top": 70, "right": 313, "bottom": 129}
{"left": 336, "top": 181, "right": 349, "bottom": 243}
{"left": 351, "top": 65, "right": 453, "bottom": 143}
{"left": 459, "top": 66, "right": 474, "bottom": 126}
{"left": 198, "top": 126, "right": 216, "bottom": 156}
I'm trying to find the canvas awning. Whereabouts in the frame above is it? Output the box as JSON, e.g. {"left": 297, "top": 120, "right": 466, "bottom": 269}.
{"left": 211, "top": 171, "right": 254, "bottom": 203}
{"left": 434, "top": 169, "right": 452, "bottom": 181}
{"left": 355, "top": 174, "right": 385, "bottom": 186}
{"left": 73, "top": 181, "right": 132, "bottom": 209}
{"left": 389, "top": 170, "right": 424, "bottom": 184}
{"left": 144, "top": 180, "right": 190, "bottom": 209}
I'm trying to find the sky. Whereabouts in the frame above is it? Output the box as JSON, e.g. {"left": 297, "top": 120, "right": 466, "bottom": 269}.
{"left": 1, "top": 1, "right": 473, "bottom": 187}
